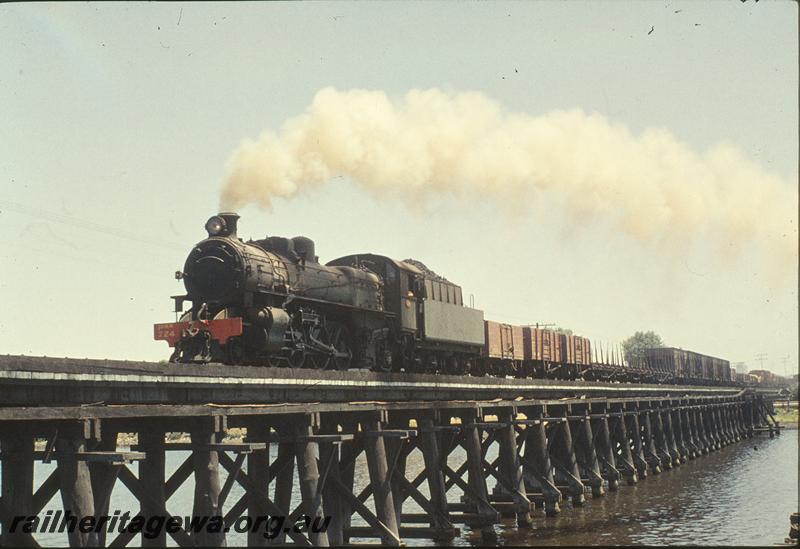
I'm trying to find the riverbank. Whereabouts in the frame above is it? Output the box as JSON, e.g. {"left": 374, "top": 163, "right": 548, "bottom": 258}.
{"left": 774, "top": 408, "right": 799, "bottom": 429}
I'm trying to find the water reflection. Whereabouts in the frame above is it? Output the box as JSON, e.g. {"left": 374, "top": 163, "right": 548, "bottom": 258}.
{"left": 483, "top": 429, "right": 798, "bottom": 546}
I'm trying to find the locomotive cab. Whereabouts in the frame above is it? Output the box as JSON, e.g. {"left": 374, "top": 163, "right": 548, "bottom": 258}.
{"left": 327, "top": 254, "right": 485, "bottom": 374}
{"left": 326, "top": 254, "right": 422, "bottom": 333}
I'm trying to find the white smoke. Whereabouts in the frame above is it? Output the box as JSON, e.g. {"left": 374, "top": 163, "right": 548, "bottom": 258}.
{"left": 221, "top": 87, "right": 797, "bottom": 274}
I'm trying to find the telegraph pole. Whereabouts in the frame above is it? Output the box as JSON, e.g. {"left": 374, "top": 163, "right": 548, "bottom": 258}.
{"left": 755, "top": 353, "right": 768, "bottom": 371}
{"left": 780, "top": 355, "right": 790, "bottom": 377}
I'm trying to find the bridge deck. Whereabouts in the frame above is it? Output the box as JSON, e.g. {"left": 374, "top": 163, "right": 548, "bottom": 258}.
{"left": 0, "top": 354, "right": 743, "bottom": 410}
{"left": 0, "top": 394, "right": 751, "bottom": 422}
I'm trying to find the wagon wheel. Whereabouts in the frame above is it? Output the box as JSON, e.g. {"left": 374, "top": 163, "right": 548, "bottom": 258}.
{"left": 307, "top": 355, "right": 326, "bottom": 370}
{"left": 225, "top": 336, "right": 246, "bottom": 365}
{"left": 289, "top": 348, "right": 306, "bottom": 368}
{"left": 267, "top": 353, "right": 283, "bottom": 368}
{"left": 471, "top": 359, "right": 487, "bottom": 377}
{"left": 454, "top": 357, "right": 470, "bottom": 376}
{"left": 328, "top": 324, "right": 352, "bottom": 370}
{"left": 419, "top": 353, "right": 437, "bottom": 375}
{"left": 302, "top": 324, "right": 328, "bottom": 370}
{"left": 397, "top": 338, "right": 416, "bottom": 373}
{"left": 443, "top": 356, "right": 459, "bottom": 376}
{"left": 372, "top": 341, "right": 393, "bottom": 373}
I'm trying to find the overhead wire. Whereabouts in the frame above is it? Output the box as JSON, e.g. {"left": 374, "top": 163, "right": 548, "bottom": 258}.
{"left": 0, "top": 199, "right": 186, "bottom": 251}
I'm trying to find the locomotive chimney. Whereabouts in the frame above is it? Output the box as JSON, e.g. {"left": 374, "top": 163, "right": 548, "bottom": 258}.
{"left": 218, "top": 212, "right": 240, "bottom": 238}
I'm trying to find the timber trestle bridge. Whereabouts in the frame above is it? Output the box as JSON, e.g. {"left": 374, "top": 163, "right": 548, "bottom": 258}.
{"left": 0, "top": 355, "right": 783, "bottom": 547}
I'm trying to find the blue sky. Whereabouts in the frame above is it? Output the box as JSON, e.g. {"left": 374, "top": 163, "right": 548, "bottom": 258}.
{"left": 1, "top": 1, "right": 797, "bottom": 375}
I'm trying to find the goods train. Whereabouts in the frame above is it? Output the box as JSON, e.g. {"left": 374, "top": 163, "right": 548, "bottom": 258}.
{"left": 747, "top": 369, "right": 792, "bottom": 389}
{"left": 641, "top": 348, "right": 731, "bottom": 386}
{"left": 154, "top": 213, "right": 735, "bottom": 385}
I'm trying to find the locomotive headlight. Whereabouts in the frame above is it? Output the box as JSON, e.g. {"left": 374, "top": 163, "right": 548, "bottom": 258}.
{"left": 205, "top": 215, "right": 227, "bottom": 236}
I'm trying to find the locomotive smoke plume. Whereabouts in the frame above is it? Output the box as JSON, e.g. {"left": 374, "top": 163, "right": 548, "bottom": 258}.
{"left": 220, "top": 87, "right": 797, "bottom": 274}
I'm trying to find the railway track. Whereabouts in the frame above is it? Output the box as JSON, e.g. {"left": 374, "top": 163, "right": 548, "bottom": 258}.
{"left": 0, "top": 354, "right": 760, "bottom": 409}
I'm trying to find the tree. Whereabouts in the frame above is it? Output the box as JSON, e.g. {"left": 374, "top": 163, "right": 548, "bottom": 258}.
{"left": 553, "top": 327, "right": 573, "bottom": 336}
{"left": 622, "top": 331, "right": 664, "bottom": 367}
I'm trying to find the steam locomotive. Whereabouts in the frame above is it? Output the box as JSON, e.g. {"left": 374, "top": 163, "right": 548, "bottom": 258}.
{"left": 154, "top": 213, "right": 734, "bottom": 385}
{"left": 154, "top": 212, "right": 483, "bottom": 373}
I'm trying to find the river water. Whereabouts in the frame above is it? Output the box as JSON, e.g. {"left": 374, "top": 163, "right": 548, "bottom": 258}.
{"left": 13, "top": 428, "right": 798, "bottom": 546}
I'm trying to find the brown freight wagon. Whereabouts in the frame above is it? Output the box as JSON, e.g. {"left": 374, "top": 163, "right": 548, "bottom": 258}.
{"left": 711, "top": 357, "right": 731, "bottom": 381}
{"left": 683, "top": 349, "right": 694, "bottom": 378}
{"left": 686, "top": 352, "right": 703, "bottom": 379}
{"left": 644, "top": 348, "right": 729, "bottom": 384}
{"left": 573, "top": 336, "right": 592, "bottom": 366}
{"left": 701, "top": 354, "right": 714, "bottom": 381}
{"left": 685, "top": 351, "right": 731, "bottom": 384}
{"left": 560, "top": 334, "right": 574, "bottom": 365}
{"left": 483, "top": 320, "right": 525, "bottom": 361}
{"left": 735, "top": 372, "right": 749, "bottom": 384}
{"left": 559, "top": 334, "right": 592, "bottom": 367}
{"left": 644, "top": 347, "right": 663, "bottom": 374}
{"left": 644, "top": 347, "right": 688, "bottom": 378}
{"left": 523, "top": 327, "right": 561, "bottom": 363}
{"left": 552, "top": 332, "right": 562, "bottom": 363}
{"left": 674, "top": 348, "right": 689, "bottom": 378}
